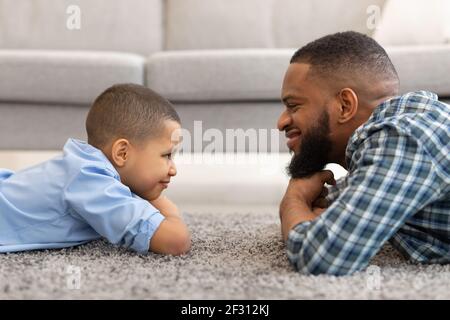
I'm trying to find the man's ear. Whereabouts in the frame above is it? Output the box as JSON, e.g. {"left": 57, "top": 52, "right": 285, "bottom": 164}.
{"left": 337, "top": 88, "right": 358, "bottom": 124}
{"left": 110, "top": 138, "right": 131, "bottom": 167}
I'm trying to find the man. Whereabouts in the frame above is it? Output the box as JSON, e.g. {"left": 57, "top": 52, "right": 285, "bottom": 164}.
{"left": 278, "top": 31, "right": 449, "bottom": 276}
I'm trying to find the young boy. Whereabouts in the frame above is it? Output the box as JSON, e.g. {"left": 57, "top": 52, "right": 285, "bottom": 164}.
{"left": 0, "top": 83, "right": 191, "bottom": 256}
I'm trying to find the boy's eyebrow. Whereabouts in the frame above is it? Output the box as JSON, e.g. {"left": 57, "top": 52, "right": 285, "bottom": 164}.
{"left": 162, "top": 146, "right": 174, "bottom": 154}
{"left": 163, "top": 142, "right": 181, "bottom": 154}
{"left": 162, "top": 135, "right": 184, "bottom": 154}
{"left": 169, "top": 135, "right": 183, "bottom": 147}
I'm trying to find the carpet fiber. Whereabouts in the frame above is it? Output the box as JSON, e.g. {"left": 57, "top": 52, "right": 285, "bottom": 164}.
{"left": 1, "top": 209, "right": 449, "bottom": 299}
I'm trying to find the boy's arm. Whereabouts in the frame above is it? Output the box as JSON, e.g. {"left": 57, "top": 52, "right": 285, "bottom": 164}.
{"left": 65, "top": 166, "right": 190, "bottom": 256}
{"left": 149, "top": 195, "right": 181, "bottom": 219}
{"left": 149, "top": 195, "right": 191, "bottom": 255}
{"left": 149, "top": 217, "right": 191, "bottom": 255}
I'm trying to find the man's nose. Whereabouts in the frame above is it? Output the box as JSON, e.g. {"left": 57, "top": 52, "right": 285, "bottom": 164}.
{"left": 277, "top": 110, "right": 292, "bottom": 132}
{"left": 168, "top": 162, "right": 177, "bottom": 177}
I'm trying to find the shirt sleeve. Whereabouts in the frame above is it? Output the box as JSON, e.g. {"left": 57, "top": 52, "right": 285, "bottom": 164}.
{"left": 64, "top": 164, "right": 165, "bottom": 254}
{"left": 0, "top": 169, "right": 14, "bottom": 181}
{"left": 286, "top": 127, "right": 444, "bottom": 275}
{"left": 325, "top": 176, "right": 347, "bottom": 205}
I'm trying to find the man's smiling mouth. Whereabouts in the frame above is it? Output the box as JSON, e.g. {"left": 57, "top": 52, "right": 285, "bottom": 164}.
{"left": 285, "top": 129, "right": 301, "bottom": 150}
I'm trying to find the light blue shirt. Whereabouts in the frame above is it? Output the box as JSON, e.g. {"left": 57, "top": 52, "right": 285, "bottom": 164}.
{"left": 0, "top": 139, "right": 165, "bottom": 254}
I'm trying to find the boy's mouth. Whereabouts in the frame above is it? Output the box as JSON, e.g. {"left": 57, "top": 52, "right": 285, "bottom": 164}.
{"left": 159, "top": 180, "right": 170, "bottom": 188}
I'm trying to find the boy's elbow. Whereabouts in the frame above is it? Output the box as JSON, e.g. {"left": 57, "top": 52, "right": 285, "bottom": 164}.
{"left": 168, "top": 229, "right": 191, "bottom": 256}
{"left": 149, "top": 219, "right": 191, "bottom": 256}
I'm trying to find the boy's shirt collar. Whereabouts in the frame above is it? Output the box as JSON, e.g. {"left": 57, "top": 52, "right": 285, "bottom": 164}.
{"left": 63, "top": 138, "right": 121, "bottom": 180}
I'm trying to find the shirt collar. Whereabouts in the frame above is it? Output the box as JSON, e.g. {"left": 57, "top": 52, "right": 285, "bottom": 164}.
{"left": 63, "top": 138, "right": 120, "bottom": 179}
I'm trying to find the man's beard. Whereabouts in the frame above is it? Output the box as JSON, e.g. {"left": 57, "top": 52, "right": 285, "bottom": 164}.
{"left": 287, "top": 110, "right": 332, "bottom": 178}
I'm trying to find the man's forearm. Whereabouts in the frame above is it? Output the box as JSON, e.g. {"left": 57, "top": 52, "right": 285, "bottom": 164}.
{"left": 279, "top": 195, "right": 318, "bottom": 242}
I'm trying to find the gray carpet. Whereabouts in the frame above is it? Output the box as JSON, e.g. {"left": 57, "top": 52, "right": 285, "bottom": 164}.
{"left": 1, "top": 209, "right": 449, "bottom": 299}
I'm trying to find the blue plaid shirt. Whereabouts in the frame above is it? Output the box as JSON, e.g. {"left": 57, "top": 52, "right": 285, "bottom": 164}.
{"left": 287, "top": 91, "right": 450, "bottom": 276}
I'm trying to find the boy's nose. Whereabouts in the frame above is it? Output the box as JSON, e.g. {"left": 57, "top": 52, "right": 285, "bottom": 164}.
{"left": 169, "top": 163, "right": 177, "bottom": 177}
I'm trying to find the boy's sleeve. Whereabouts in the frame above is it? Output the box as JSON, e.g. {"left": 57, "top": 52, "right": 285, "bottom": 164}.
{"left": 64, "top": 165, "right": 165, "bottom": 254}
{"left": 0, "top": 169, "right": 14, "bottom": 180}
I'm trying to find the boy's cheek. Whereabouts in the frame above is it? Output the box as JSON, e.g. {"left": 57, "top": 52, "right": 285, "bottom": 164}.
{"left": 139, "top": 187, "right": 161, "bottom": 202}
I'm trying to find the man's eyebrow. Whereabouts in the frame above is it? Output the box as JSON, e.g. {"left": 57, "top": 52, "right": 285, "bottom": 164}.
{"left": 282, "top": 95, "right": 307, "bottom": 104}
{"left": 282, "top": 95, "right": 293, "bottom": 104}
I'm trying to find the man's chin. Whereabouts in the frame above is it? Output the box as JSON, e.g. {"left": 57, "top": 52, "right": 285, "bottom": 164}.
{"left": 288, "top": 146, "right": 300, "bottom": 155}
{"left": 287, "top": 152, "right": 328, "bottom": 179}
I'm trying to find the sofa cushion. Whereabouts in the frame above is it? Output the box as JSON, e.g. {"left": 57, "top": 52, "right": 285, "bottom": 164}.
{"left": 147, "top": 46, "right": 450, "bottom": 103}
{"left": 373, "top": 0, "right": 450, "bottom": 46}
{"left": 386, "top": 45, "right": 450, "bottom": 97}
{"left": 172, "top": 101, "right": 287, "bottom": 152}
{"left": 0, "top": 102, "right": 89, "bottom": 150}
{"left": 0, "top": 0, "right": 163, "bottom": 55}
{"left": 165, "top": 0, "right": 274, "bottom": 50}
{"left": 272, "top": 0, "right": 386, "bottom": 48}
{"left": 165, "top": 0, "right": 386, "bottom": 50}
{"left": 146, "top": 49, "right": 294, "bottom": 102}
{"left": 0, "top": 50, "right": 145, "bottom": 105}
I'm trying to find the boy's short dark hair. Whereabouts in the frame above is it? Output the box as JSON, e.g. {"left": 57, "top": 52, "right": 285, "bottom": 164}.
{"left": 290, "top": 31, "right": 399, "bottom": 93}
{"left": 86, "top": 83, "right": 180, "bottom": 148}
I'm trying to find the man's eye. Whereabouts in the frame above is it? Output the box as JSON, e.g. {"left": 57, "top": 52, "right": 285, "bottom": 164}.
{"left": 287, "top": 104, "right": 300, "bottom": 109}
{"left": 163, "top": 153, "right": 172, "bottom": 160}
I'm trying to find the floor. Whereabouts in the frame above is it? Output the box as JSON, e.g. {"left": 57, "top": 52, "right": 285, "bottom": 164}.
{"left": 1, "top": 208, "right": 449, "bottom": 299}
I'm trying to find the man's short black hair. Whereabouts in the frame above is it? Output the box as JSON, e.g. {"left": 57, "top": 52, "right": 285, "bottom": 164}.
{"left": 290, "top": 31, "right": 399, "bottom": 96}
{"left": 86, "top": 83, "right": 180, "bottom": 148}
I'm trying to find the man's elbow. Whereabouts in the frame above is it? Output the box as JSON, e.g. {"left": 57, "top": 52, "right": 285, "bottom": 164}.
{"left": 288, "top": 248, "right": 352, "bottom": 276}
{"left": 292, "top": 259, "right": 333, "bottom": 276}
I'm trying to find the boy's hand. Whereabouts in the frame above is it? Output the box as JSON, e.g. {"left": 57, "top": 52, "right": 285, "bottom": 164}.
{"left": 148, "top": 196, "right": 190, "bottom": 256}
{"left": 150, "top": 195, "right": 181, "bottom": 219}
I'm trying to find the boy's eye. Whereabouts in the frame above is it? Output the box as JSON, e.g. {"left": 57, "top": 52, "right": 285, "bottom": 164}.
{"left": 164, "top": 153, "right": 172, "bottom": 160}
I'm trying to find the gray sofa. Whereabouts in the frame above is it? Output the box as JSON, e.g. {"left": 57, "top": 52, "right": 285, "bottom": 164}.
{"left": 1, "top": 0, "right": 449, "bottom": 152}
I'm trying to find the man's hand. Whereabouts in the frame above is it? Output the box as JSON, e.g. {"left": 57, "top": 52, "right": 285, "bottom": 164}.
{"left": 284, "top": 170, "right": 336, "bottom": 207}
{"left": 279, "top": 170, "right": 335, "bottom": 242}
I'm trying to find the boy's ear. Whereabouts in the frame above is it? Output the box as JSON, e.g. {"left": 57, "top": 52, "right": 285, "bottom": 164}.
{"left": 111, "top": 139, "right": 131, "bottom": 167}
